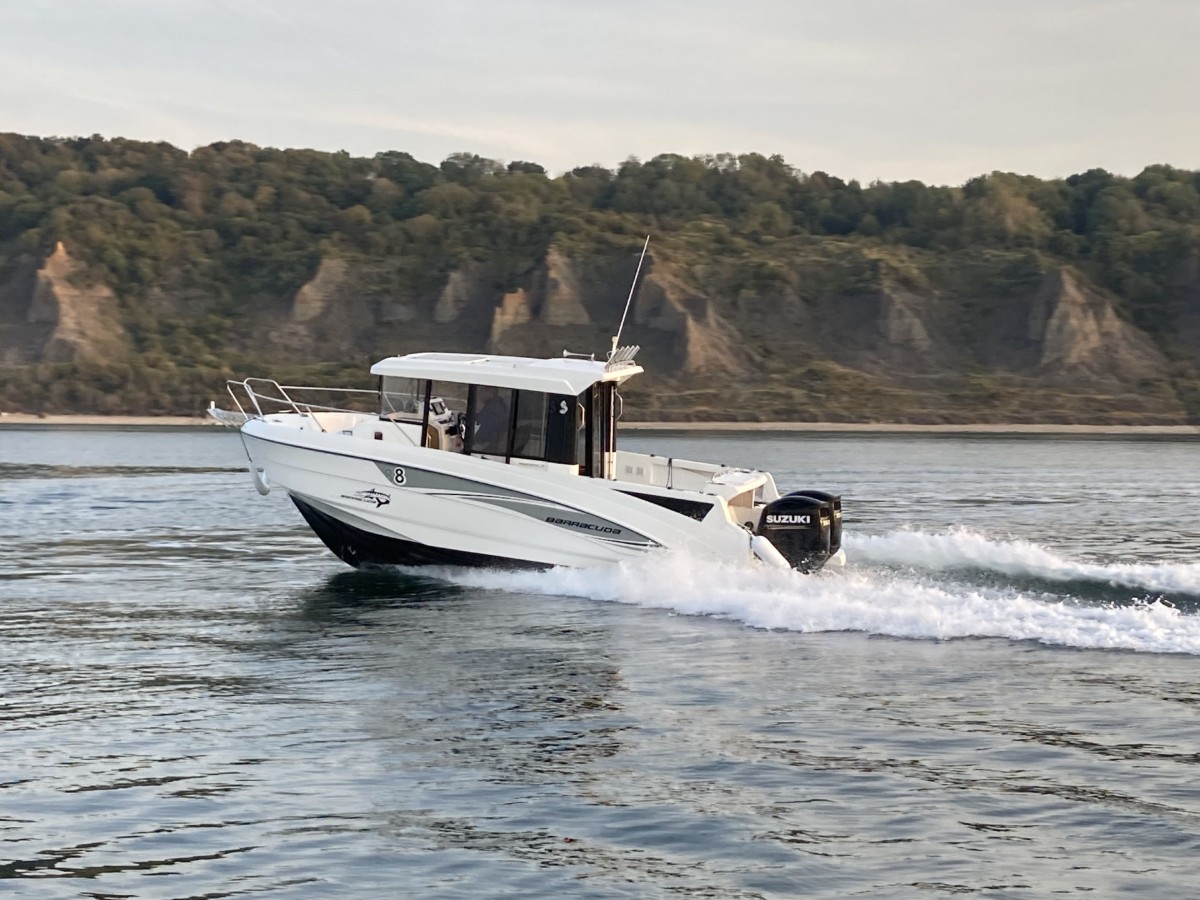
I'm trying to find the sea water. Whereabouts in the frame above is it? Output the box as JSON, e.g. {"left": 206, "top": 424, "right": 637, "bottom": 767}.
{"left": 1, "top": 427, "right": 1198, "bottom": 898}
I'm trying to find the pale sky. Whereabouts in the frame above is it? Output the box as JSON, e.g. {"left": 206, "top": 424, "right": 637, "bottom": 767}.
{"left": 2, "top": 0, "right": 1197, "bottom": 185}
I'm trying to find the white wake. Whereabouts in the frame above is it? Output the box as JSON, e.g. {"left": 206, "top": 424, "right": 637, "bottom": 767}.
{"left": 847, "top": 527, "right": 1200, "bottom": 596}
{"left": 424, "top": 534, "right": 1200, "bottom": 655}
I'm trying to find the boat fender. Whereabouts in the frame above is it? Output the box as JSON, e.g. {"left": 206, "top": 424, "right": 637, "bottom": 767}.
{"left": 252, "top": 467, "right": 271, "bottom": 496}
{"left": 750, "top": 533, "right": 791, "bottom": 570}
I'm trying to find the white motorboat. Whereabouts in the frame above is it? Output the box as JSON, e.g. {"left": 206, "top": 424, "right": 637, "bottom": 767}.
{"left": 217, "top": 347, "right": 844, "bottom": 573}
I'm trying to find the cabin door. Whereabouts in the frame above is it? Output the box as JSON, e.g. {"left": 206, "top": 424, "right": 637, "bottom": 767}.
{"left": 583, "top": 383, "right": 616, "bottom": 479}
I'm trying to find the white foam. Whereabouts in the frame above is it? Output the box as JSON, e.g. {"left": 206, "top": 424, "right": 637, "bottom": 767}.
{"left": 427, "top": 543, "right": 1200, "bottom": 655}
{"left": 847, "top": 528, "right": 1200, "bottom": 596}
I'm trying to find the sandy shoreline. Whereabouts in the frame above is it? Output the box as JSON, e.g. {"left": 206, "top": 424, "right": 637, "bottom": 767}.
{"left": 625, "top": 422, "right": 1200, "bottom": 435}
{"left": 1, "top": 413, "right": 1197, "bottom": 435}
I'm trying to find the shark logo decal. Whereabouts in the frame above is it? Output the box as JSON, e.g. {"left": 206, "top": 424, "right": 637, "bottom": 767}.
{"left": 341, "top": 488, "right": 391, "bottom": 508}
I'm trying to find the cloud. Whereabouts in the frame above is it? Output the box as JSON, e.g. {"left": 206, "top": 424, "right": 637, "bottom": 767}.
{"left": 2, "top": 0, "right": 1197, "bottom": 184}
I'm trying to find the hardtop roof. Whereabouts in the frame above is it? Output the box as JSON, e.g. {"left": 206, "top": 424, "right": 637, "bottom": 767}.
{"left": 370, "top": 351, "right": 643, "bottom": 395}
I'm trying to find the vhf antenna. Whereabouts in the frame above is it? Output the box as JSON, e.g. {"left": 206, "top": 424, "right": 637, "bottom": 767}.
{"left": 610, "top": 234, "right": 650, "bottom": 358}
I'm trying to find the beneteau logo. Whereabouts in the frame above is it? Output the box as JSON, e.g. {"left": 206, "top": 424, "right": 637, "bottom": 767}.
{"left": 341, "top": 489, "right": 391, "bottom": 508}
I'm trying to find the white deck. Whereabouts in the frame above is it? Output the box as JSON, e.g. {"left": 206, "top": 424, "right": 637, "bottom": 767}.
{"left": 251, "top": 412, "right": 778, "bottom": 512}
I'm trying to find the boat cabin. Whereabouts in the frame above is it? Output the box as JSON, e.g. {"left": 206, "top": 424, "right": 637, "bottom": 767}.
{"left": 370, "top": 350, "right": 643, "bottom": 479}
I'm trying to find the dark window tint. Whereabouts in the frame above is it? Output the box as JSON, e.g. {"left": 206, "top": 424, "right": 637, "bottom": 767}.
{"left": 545, "top": 393, "right": 578, "bottom": 465}
{"left": 511, "top": 390, "right": 547, "bottom": 459}
{"left": 471, "top": 386, "right": 511, "bottom": 455}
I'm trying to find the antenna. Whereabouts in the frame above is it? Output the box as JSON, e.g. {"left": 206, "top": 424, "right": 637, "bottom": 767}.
{"left": 610, "top": 235, "right": 650, "bottom": 358}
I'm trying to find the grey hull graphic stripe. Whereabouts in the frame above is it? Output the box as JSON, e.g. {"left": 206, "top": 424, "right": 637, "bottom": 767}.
{"left": 465, "top": 496, "right": 656, "bottom": 547}
{"left": 373, "top": 461, "right": 656, "bottom": 548}
{"left": 377, "top": 462, "right": 533, "bottom": 500}
{"left": 247, "top": 432, "right": 657, "bottom": 550}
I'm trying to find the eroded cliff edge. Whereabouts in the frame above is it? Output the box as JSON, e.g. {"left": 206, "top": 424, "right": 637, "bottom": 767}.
{"left": 2, "top": 238, "right": 1196, "bottom": 422}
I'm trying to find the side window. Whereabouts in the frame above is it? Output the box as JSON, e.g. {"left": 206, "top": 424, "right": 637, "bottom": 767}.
{"left": 511, "top": 391, "right": 548, "bottom": 459}
{"left": 428, "top": 380, "right": 468, "bottom": 452}
{"left": 430, "top": 381, "right": 468, "bottom": 422}
{"left": 545, "top": 393, "right": 578, "bottom": 465}
{"left": 380, "top": 376, "right": 421, "bottom": 418}
{"left": 462, "top": 388, "right": 578, "bottom": 463}
{"left": 470, "top": 385, "right": 512, "bottom": 456}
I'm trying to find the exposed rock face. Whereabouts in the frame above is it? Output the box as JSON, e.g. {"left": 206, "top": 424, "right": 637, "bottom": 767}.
{"left": 1, "top": 240, "right": 1196, "bottom": 422}
{"left": 879, "top": 289, "right": 934, "bottom": 354}
{"left": 681, "top": 313, "right": 746, "bottom": 374}
{"left": 475, "top": 250, "right": 747, "bottom": 376}
{"left": 0, "top": 242, "right": 126, "bottom": 364}
{"left": 1030, "top": 269, "right": 1167, "bottom": 380}
{"left": 959, "top": 267, "right": 1168, "bottom": 382}
{"left": 634, "top": 264, "right": 745, "bottom": 375}
{"left": 434, "top": 269, "right": 475, "bottom": 323}
{"left": 489, "top": 289, "right": 534, "bottom": 345}
{"left": 540, "top": 248, "right": 591, "bottom": 326}
{"left": 291, "top": 258, "right": 349, "bottom": 322}
{"left": 783, "top": 283, "right": 950, "bottom": 376}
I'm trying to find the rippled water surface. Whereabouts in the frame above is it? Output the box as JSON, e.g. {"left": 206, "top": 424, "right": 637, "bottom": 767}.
{"left": 2, "top": 427, "right": 1199, "bottom": 898}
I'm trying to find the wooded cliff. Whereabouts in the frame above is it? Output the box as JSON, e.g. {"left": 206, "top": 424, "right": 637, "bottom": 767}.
{"left": 1, "top": 134, "right": 1197, "bottom": 422}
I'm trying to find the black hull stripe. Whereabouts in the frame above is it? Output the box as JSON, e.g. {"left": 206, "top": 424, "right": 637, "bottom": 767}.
{"left": 292, "top": 495, "right": 550, "bottom": 571}
{"left": 617, "top": 489, "right": 714, "bottom": 522}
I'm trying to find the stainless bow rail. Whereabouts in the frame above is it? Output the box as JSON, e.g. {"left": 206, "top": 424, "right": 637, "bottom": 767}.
{"left": 224, "top": 379, "right": 379, "bottom": 434}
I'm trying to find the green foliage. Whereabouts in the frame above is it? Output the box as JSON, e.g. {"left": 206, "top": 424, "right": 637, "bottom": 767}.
{"left": 0, "top": 133, "right": 1198, "bottom": 417}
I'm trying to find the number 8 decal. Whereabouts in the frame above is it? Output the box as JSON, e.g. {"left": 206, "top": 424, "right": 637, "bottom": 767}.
{"left": 393, "top": 467, "right": 406, "bottom": 485}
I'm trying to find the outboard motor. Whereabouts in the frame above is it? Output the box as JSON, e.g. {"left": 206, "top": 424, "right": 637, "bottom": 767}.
{"left": 756, "top": 490, "right": 842, "bottom": 573}
{"left": 788, "top": 490, "right": 842, "bottom": 557}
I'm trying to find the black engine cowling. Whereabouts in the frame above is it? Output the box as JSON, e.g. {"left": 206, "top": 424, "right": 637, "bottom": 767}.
{"left": 756, "top": 490, "right": 842, "bottom": 572}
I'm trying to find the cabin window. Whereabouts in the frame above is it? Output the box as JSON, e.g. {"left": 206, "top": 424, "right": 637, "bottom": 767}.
{"left": 544, "top": 393, "right": 578, "bottom": 466}
{"left": 428, "top": 380, "right": 468, "bottom": 421}
{"left": 511, "top": 390, "right": 547, "bottom": 459}
{"left": 467, "top": 385, "right": 513, "bottom": 456}
{"left": 380, "top": 376, "right": 422, "bottom": 419}
{"left": 460, "top": 387, "right": 581, "bottom": 464}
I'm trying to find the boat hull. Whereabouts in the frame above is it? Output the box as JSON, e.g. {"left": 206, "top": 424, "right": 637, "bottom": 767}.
{"left": 292, "top": 495, "right": 548, "bottom": 570}
{"left": 240, "top": 423, "right": 756, "bottom": 571}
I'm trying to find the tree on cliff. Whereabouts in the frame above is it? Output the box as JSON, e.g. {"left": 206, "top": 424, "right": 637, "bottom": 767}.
{"left": 0, "top": 133, "right": 1197, "bottom": 417}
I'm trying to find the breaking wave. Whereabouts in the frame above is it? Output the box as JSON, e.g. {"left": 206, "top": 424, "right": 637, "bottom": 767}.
{"left": 419, "top": 529, "right": 1200, "bottom": 656}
